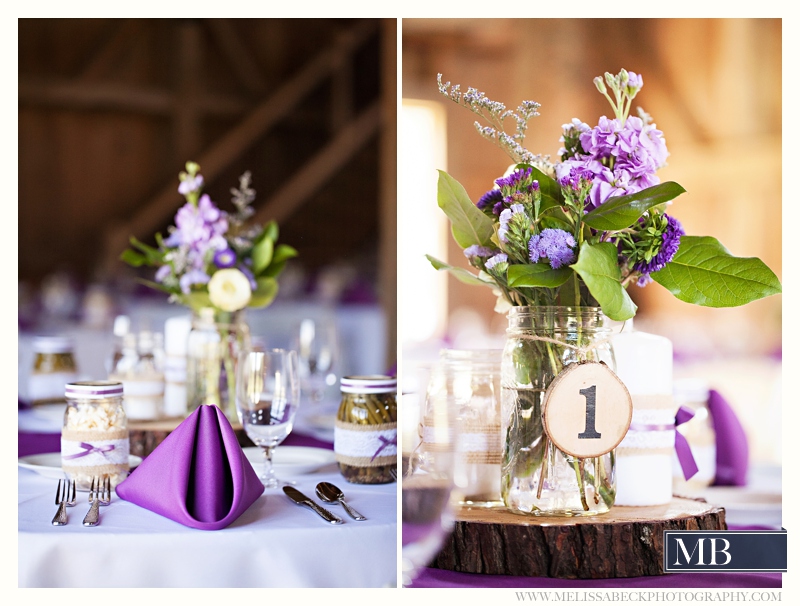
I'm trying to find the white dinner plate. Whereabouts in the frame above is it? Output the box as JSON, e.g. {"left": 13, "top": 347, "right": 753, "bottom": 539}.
{"left": 18, "top": 452, "right": 143, "bottom": 482}
{"left": 243, "top": 446, "right": 336, "bottom": 476}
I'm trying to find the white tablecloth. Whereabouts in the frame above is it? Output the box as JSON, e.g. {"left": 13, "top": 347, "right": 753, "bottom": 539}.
{"left": 19, "top": 464, "right": 397, "bottom": 587}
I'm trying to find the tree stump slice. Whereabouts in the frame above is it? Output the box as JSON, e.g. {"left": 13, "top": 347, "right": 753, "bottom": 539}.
{"left": 128, "top": 417, "right": 251, "bottom": 458}
{"left": 430, "top": 497, "right": 726, "bottom": 579}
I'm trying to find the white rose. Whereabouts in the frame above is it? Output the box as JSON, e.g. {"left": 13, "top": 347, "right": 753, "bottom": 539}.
{"left": 208, "top": 268, "right": 252, "bottom": 312}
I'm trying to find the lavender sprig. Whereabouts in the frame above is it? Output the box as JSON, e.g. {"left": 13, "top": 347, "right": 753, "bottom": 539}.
{"left": 438, "top": 74, "right": 553, "bottom": 172}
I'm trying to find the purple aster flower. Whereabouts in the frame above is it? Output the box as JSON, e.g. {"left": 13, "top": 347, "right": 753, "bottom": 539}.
{"left": 495, "top": 167, "right": 533, "bottom": 190}
{"left": 528, "top": 229, "right": 577, "bottom": 269}
{"left": 477, "top": 189, "right": 503, "bottom": 211}
{"left": 463, "top": 245, "right": 495, "bottom": 259}
{"left": 634, "top": 214, "right": 684, "bottom": 282}
{"left": 213, "top": 248, "right": 237, "bottom": 268}
{"left": 484, "top": 253, "right": 508, "bottom": 271}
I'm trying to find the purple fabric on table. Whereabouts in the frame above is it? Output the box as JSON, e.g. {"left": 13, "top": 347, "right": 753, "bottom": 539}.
{"left": 408, "top": 568, "right": 781, "bottom": 588}
{"left": 708, "top": 389, "right": 749, "bottom": 486}
{"left": 115, "top": 405, "right": 264, "bottom": 530}
{"left": 283, "top": 432, "right": 332, "bottom": 449}
{"left": 18, "top": 432, "right": 61, "bottom": 458}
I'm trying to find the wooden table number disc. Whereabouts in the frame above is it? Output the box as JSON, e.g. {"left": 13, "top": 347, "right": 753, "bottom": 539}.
{"left": 543, "top": 361, "right": 632, "bottom": 458}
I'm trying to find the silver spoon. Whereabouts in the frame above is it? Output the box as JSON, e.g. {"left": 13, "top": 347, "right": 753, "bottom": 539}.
{"left": 315, "top": 482, "right": 367, "bottom": 521}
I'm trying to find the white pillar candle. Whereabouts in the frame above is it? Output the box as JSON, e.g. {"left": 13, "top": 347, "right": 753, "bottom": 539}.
{"left": 163, "top": 315, "right": 191, "bottom": 418}
{"left": 612, "top": 321, "right": 677, "bottom": 506}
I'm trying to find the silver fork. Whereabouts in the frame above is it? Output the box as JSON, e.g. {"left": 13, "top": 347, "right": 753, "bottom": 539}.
{"left": 82, "top": 475, "right": 110, "bottom": 526}
{"left": 51, "top": 478, "right": 75, "bottom": 526}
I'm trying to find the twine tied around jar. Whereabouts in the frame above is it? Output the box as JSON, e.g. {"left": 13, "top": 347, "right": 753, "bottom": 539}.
{"left": 514, "top": 333, "right": 615, "bottom": 361}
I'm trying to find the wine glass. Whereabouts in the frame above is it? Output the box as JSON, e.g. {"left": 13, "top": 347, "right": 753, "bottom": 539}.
{"left": 401, "top": 366, "right": 461, "bottom": 587}
{"left": 236, "top": 348, "right": 300, "bottom": 488}
{"left": 293, "top": 318, "right": 339, "bottom": 405}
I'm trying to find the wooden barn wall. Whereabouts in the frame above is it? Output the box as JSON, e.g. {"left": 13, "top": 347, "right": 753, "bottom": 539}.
{"left": 19, "top": 18, "right": 392, "bottom": 295}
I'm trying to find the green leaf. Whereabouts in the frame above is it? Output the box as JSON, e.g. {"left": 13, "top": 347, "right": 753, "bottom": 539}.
{"left": 262, "top": 259, "right": 287, "bottom": 278}
{"left": 437, "top": 170, "right": 494, "bottom": 248}
{"left": 249, "top": 277, "right": 279, "bottom": 308}
{"left": 120, "top": 249, "right": 147, "bottom": 267}
{"left": 651, "top": 235, "right": 781, "bottom": 307}
{"left": 570, "top": 242, "right": 637, "bottom": 321}
{"left": 251, "top": 237, "right": 274, "bottom": 274}
{"left": 582, "top": 182, "right": 687, "bottom": 231}
{"left": 127, "top": 236, "right": 164, "bottom": 265}
{"left": 507, "top": 263, "right": 572, "bottom": 288}
{"left": 263, "top": 220, "right": 279, "bottom": 242}
{"left": 182, "top": 291, "right": 213, "bottom": 312}
{"left": 260, "top": 244, "right": 297, "bottom": 278}
{"left": 270, "top": 244, "right": 298, "bottom": 265}
{"left": 426, "top": 254, "right": 494, "bottom": 287}
{"left": 520, "top": 164, "right": 564, "bottom": 212}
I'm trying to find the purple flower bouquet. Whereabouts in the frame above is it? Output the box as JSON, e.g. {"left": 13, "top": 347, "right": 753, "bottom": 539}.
{"left": 427, "top": 69, "right": 781, "bottom": 516}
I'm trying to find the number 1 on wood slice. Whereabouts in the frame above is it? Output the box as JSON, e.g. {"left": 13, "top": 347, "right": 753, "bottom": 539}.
{"left": 542, "top": 362, "right": 632, "bottom": 458}
{"left": 578, "top": 385, "right": 602, "bottom": 439}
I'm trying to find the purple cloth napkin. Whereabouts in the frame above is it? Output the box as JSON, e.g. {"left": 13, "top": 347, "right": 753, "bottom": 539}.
{"left": 708, "top": 389, "right": 749, "bottom": 486}
{"left": 116, "top": 405, "right": 264, "bottom": 530}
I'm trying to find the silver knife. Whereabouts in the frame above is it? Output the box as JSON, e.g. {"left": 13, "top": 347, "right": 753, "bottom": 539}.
{"left": 283, "top": 486, "right": 344, "bottom": 524}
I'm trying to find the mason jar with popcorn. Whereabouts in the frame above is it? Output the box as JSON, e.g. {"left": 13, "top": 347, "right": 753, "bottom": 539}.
{"left": 61, "top": 381, "right": 130, "bottom": 490}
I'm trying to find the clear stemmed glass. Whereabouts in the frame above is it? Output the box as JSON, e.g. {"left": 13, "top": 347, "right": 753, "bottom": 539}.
{"left": 401, "top": 365, "right": 462, "bottom": 587}
{"left": 293, "top": 317, "right": 339, "bottom": 405}
{"left": 236, "top": 348, "right": 300, "bottom": 488}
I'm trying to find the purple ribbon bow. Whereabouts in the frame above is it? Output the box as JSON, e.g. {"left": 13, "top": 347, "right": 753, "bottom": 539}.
{"left": 674, "top": 406, "right": 699, "bottom": 480}
{"left": 371, "top": 434, "right": 397, "bottom": 462}
{"left": 62, "top": 442, "right": 116, "bottom": 460}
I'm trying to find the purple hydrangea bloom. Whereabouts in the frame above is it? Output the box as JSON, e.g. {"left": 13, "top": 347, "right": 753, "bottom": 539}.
{"left": 463, "top": 245, "right": 496, "bottom": 259}
{"left": 634, "top": 214, "right": 684, "bottom": 284}
{"left": 528, "top": 229, "right": 577, "bottom": 269}
{"left": 213, "top": 248, "right": 237, "bottom": 268}
{"left": 477, "top": 189, "right": 503, "bottom": 211}
{"left": 484, "top": 253, "right": 508, "bottom": 271}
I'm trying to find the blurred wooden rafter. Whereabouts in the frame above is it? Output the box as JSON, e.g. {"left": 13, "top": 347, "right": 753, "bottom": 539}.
{"left": 99, "top": 18, "right": 379, "bottom": 274}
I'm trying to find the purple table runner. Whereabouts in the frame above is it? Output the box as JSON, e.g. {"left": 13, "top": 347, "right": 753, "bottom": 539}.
{"left": 408, "top": 566, "right": 781, "bottom": 589}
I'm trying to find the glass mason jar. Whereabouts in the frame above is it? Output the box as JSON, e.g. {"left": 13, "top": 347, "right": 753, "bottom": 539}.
{"left": 502, "top": 306, "right": 617, "bottom": 516}
{"left": 186, "top": 307, "right": 250, "bottom": 421}
{"left": 335, "top": 375, "right": 397, "bottom": 484}
{"left": 428, "top": 349, "right": 503, "bottom": 507}
{"left": 61, "top": 380, "right": 130, "bottom": 490}
{"left": 29, "top": 335, "right": 78, "bottom": 405}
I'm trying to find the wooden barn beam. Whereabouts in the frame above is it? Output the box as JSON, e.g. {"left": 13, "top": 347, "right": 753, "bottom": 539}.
{"left": 253, "top": 101, "right": 381, "bottom": 226}
{"left": 100, "top": 18, "right": 378, "bottom": 274}
{"left": 17, "top": 80, "right": 247, "bottom": 115}
{"left": 205, "top": 19, "right": 267, "bottom": 95}
{"left": 77, "top": 19, "right": 145, "bottom": 82}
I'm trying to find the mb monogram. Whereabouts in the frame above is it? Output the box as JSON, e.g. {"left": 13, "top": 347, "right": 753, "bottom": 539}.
{"left": 664, "top": 530, "right": 787, "bottom": 573}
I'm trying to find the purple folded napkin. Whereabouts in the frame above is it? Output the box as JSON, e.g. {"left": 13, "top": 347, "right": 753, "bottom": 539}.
{"left": 707, "top": 389, "right": 749, "bottom": 486}
{"left": 116, "top": 404, "right": 264, "bottom": 530}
